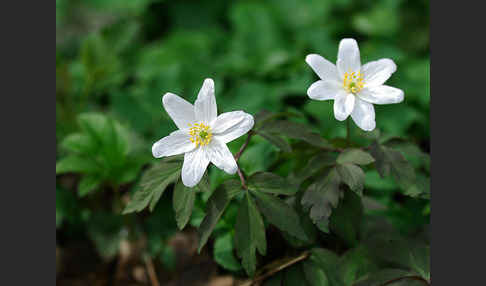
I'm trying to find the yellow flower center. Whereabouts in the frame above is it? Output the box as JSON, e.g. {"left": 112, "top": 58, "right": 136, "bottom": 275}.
{"left": 188, "top": 123, "right": 212, "bottom": 147}
{"left": 343, "top": 71, "right": 365, "bottom": 94}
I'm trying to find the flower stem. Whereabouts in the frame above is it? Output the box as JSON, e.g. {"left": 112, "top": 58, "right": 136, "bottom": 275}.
{"left": 235, "top": 131, "right": 253, "bottom": 162}
{"left": 237, "top": 165, "right": 248, "bottom": 190}
{"left": 346, "top": 118, "right": 351, "bottom": 147}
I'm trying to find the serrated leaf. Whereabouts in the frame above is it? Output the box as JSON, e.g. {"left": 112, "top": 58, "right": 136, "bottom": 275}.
{"left": 302, "top": 260, "right": 329, "bottom": 286}
{"left": 337, "top": 149, "right": 375, "bottom": 165}
{"left": 235, "top": 191, "right": 266, "bottom": 276}
{"left": 56, "top": 156, "right": 102, "bottom": 174}
{"left": 252, "top": 190, "right": 307, "bottom": 241}
{"left": 257, "top": 130, "right": 292, "bottom": 152}
{"left": 248, "top": 172, "right": 298, "bottom": 195}
{"left": 369, "top": 142, "right": 416, "bottom": 189}
{"left": 310, "top": 248, "right": 345, "bottom": 286}
{"left": 122, "top": 161, "right": 182, "bottom": 214}
{"left": 213, "top": 233, "right": 242, "bottom": 271}
{"left": 78, "top": 175, "right": 102, "bottom": 197}
{"left": 197, "top": 183, "right": 233, "bottom": 253}
{"left": 336, "top": 164, "right": 365, "bottom": 195}
{"left": 260, "top": 120, "right": 330, "bottom": 148}
{"left": 173, "top": 181, "right": 196, "bottom": 230}
{"left": 409, "top": 245, "right": 430, "bottom": 282}
{"left": 294, "top": 152, "right": 337, "bottom": 184}
{"left": 329, "top": 191, "right": 363, "bottom": 247}
{"left": 338, "top": 246, "right": 377, "bottom": 285}
{"left": 301, "top": 168, "right": 342, "bottom": 233}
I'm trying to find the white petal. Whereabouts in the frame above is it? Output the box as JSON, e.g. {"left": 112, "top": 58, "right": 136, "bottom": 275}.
{"left": 195, "top": 78, "right": 217, "bottom": 124}
{"left": 205, "top": 139, "right": 237, "bottom": 175}
{"left": 358, "top": 85, "right": 404, "bottom": 105}
{"left": 162, "top": 93, "right": 196, "bottom": 130}
{"left": 333, "top": 92, "right": 355, "bottom": 121}
{"left": 337, "top": 38, "right": 361, "bottom": 78}
{"left": 213, "top": 113, "right": 254, "bottom": 144}
{"left": 181, "top": 147, "right": 210, "bottom": 187}
{"left": 152, "top": 130, "right": 195, "bottom": 158}
{"left": 211, "top": 111, "right": 246, "bottom": 134}
{"left": 351, "top": 97, "right": 376, "bottom": 131}
{"left": 307, "top": 80, "right": 342, "bottom": 101}
{"left": 361, "top": 59, "right": 397, "bottom": 87}
{"left": 305, "top": 54, "right": 339, "bottom": 81}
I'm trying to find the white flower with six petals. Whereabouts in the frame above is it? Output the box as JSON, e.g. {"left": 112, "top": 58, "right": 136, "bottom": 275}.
{"left": 152, "top": 78, "right": 254, "bottom": 187}
{"left": 305, "top": 38, "right": 404, "bottom": 131}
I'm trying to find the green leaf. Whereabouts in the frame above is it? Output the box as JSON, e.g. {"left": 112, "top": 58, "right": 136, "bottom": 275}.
{"left": 256, "top": 130, "right": 292, "bottom": 152}
{"left": 122, "top": 161, "right": 182, "bottom": 214}
{"left": 235, "top": 191, "right": 266, "bottom": 276}
{"left": 283, "top": 263, "right": 309, "bottom": 286}
{"left": 353, "top": 269, "right": 412, "bottom": 286}
{"left": 329, "top": 191, "right": 363, "bottom": 247}
{"left": 302, "top": 260, "right": 329, "bottom": 286}
{"left": 60, "top": 133, "right": 96, "bottom": 154}
{"left": 335, "top": 164, "right": 365, "bottom": 195}
{"left": 56, "top": 156, "right": 101, "bottom": 174}
{"left": 197, "top": 183, "right": 234, "bottom": 253}
{"left": 310, "top": 248, "right": 345, "bottom": 286}
{"left": 213, "top": 233, "right": 242, "bottom": 271}
{"left": 337, "top": 149, "right": 375, "bottom": 165}
{"left": 369, "top": 142, "right": 416, "bottom": 189}
{"left": 78, "top": 175, "right": 102, "bottom": 197}
{"left": 294, "top": 152, "right": 337, "bottom": 184}
{"left": 301, "top": 168, "right": 342, "bottom": 233}
{"left": 172, "top": 181, "right": 196, "bottom": 230}
{"left": 409, "top": 245, "right": 430, "bottom": 281}
{"left": 263, "top": 272, "right": 283, "bottom": 286}
{"left": 260, "top": 120, "right": 330, "bottom": 148}
{"left": 338, "top": 246, "right": 377, "bottom": 285}
{"left": 248, "top": 172, "right": 298, "bottom": 195}
{"left": 252, "top": 190, "right": 307, "bottom": 241}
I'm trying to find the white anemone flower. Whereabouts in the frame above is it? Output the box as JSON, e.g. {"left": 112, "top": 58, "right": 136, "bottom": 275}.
{"left": 305, "top": 38, "right": 404, "bottom": 131}
{"left": 152, "top": 78, "right": 254, "bottom": 187}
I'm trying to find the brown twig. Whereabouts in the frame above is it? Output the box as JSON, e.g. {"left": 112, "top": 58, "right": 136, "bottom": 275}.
{"left": 240, "top": 251, "right": 310, "bottom": 286}
{"left": 144, "top": 255, "right": 160, "bottom": 286}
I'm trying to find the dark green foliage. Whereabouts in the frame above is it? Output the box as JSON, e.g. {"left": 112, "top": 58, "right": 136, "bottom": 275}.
{"left": 123, "top": 159, "right": 182, "bottom": 214}
{"left": 235, "top": 192, "right": 267, "bottom": 276}
{"left": 172, "top": 181, "right": 196, "bottom": 230}
{"left": 57, "top": 0, "right": 429, "bottom": 284}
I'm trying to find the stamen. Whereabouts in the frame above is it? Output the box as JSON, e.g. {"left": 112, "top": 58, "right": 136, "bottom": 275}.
{"left": 188, "top": 122, "right": 213, "bottom": 147}
{"left": 343, "top": 70, "right": 365, "bottom": 94}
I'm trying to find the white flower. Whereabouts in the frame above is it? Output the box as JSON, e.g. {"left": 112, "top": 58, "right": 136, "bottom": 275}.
{"left": 152, "top": 78, "right": 254, "bottom": 187}
{"left": 305, "top": 38, "right": 404, "bottom": 131}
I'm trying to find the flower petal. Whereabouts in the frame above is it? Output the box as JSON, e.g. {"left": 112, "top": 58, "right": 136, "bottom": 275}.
{"left": 361, "top": 59, "right": 397, "bottom": 87}
{"left": 213, "top": 113, "right": 254, "bottom": 144}
{"left": 195, "top": 78, "right": 217, "bottom": 124}
{"left": 152, "top": 130, "right": 195, "bottom": 158}
{"left": 205, "top": 139, "right": 237, "bottom": 175}
{"left": 358, "top": 85, "right": 404, "bottom": 105}
{"left": 305, "top": 54, "right": 339, "bottom": 81}
{"left": 334, "top": 92, "right": 355, "bottom": 121}
{"left": 211, "top": 111, "right": 246, "bottom": 134}
{"left": 337, "top": 38, "right": 361, "bottom": 78}
{"left": 181, "top": 147, "right": 210, "bottom": 187}
{"left": 307, "top": 80, "right": 342, "bottom": 101}
{"left": 351, "top": 97, "right": 376, "bottom": 131}
{"left": 162, "top": 93, "right": 196, "bottom": 130}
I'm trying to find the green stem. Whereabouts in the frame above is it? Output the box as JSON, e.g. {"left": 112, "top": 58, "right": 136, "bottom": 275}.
{"left": 346, "top": 118, "right": 351, "bottom": 147}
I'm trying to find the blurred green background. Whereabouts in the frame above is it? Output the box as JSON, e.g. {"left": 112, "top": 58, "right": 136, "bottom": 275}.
{"left": 56, "top": 0, "right": 429, "bottom": 284}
